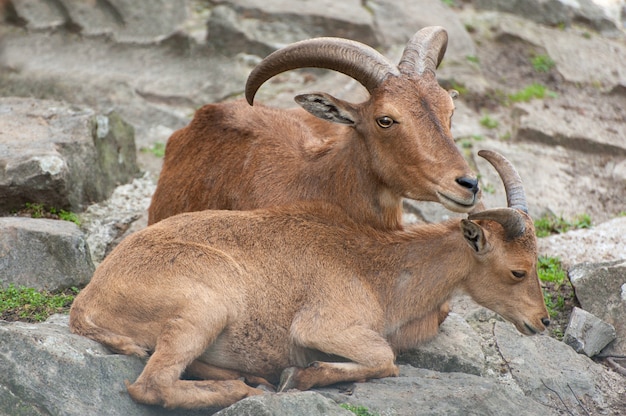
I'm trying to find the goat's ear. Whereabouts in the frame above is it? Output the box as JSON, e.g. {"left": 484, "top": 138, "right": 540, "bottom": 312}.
{"left": 461, "top": 219, "right": 487, "bottom": 253}
{"left": 295, "top": 93, "right": 357, "bottom": 125}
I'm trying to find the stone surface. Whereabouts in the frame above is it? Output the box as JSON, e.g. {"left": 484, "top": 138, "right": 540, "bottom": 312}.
{"left": 0, "top": 217, "right": 93, "bottom": 291}
{"left": 563, "top": 306, "right": 617, "bottom": 357}
{"left": 214, "top": 391, "right": 353, "bottom": 416}
{"left": 569, "top": 260, "right": 626, "bottom": 355}
{"left": 493, "top": 321, "right": 626, "bottom": 414}
{"left": 537, "top": 217, "right": 626, "bottom": 268}
{"left": 0, "top": 97, "right": 139, "bottom": 213}
{"left": 396, "top": 313, "right": 485, "bottom": 376}
{"left": 207, "top": 0, "right": 377, "bottom": 57}
{"left": 474, "top": 0, "right": 622, "bottom": 34}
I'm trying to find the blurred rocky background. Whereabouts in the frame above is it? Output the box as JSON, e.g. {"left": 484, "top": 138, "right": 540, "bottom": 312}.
{"left": 0, "top": 0, "right": 625, "bottom": 415}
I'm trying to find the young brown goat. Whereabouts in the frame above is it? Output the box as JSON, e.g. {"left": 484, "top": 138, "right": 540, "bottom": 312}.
{"left": 147, "top": 26, "right": 480, "bottom": 229}
{"left": 70, "top": 150, "right": 549, "bottom": 410}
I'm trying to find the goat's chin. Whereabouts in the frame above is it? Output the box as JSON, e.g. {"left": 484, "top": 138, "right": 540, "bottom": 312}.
{"left": 514, "top": 321, "right": 544, "bottom": 336}
{"left": 436, "top": 192, "right": 477, "bottom": 213}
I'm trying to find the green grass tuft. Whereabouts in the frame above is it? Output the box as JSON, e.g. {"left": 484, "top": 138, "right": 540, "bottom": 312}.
{"left": 340, "top": 403, "right": 379, "bottom": 416}
{"left": 0, "top": 285, "right": 78, "bottom": 322}
{"left": 534, "top": 213, "right": 591, "bottom": 237}
{"left": 508, "top": 83, "right": 557, "bottom": 103}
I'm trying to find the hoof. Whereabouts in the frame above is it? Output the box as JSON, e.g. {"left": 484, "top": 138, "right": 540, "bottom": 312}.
{"left": 277, "top": 367, "right": 300, "bottom": 392}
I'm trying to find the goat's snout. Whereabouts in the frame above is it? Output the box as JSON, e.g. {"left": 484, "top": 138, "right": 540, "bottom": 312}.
{"left": 455, "top": 176, "right": 479, "bottom": 195}
{"left": 541, "top": 317, "right": 551, "bottom": 327}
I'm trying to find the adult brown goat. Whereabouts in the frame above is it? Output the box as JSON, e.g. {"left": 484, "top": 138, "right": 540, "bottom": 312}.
{"left": 147, "top": 26, "right": 480, "bottom": 229}
{"left": 71, "top": 150, "right": 549, "bottom": 410}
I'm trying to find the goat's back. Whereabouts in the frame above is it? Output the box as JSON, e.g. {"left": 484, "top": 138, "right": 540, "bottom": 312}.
{"left": 148, "top": 101, "right": 353, "bottom": 225}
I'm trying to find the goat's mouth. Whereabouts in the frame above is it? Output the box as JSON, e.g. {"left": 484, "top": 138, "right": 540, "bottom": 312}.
{"left": 516, "top": 321, "right": 544, "bottom": 336}
{"left": 437, "top": 191, "right": 477, "bottom": 213}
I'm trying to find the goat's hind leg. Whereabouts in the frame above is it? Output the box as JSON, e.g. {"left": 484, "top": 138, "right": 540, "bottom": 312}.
{"left": 281, "top": 325, "right": 398, "bottom": 391}
{"left": 127, "top": 316, "right": 263, "bottom": 409}
{"left": 186, "top": 360, "right": 276, "bottom": 391}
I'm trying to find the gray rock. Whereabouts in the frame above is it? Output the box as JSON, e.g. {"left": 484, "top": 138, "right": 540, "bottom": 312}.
{"left": 474, "top": 0, "right": 621, "bottom": 34}
{"left": 0, "top": 217, "right": 93, "bottom": 291}
{"left": 207, "top": 0, "right": 378, "bottom": 57}
{"left": 489, "top": 13, "right": 626, "bottom": 89}
{"left": 317, "top": 365, "right": 557, "bottom": 416}
{"left": 0, "top": 97, "right": 139, "bottom": 213}
{"left": 563, "top": 307, "right": 617, "bottom": 357}
{"left": 538, "top": 217, "right": 626, "bottom": 268}
{"left": 11, "top": 0, "right": 188, "bottom": 43}
{"left": 569, "top": 260, "right": 626, "bottom": 355}
{"left": 493, "top": 321, "right": 626, "bottom": 414}
{"left": 215, "top": 391, "right": 353, "bottom": 416}
{"left": 397, "top": 313, "right": 485, "bottom": 376}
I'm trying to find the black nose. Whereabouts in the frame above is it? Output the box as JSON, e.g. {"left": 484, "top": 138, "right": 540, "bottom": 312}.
{"left": 456, "top": 176, "right": 479, "bottom": 195}
{"left": 541, "top": 317, "right": 551, "bottom": 327}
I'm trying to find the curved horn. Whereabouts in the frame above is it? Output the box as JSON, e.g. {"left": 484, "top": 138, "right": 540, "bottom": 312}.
{"left": 467, "top": 150, "right": 529, "bottom": 240}
{"left": 245, "top": 38, "right": 400, "bottom": 105}
{"left": 478, "top": 150, "right": 528, "bottom": 213}
{"left": 398, "top": 26, "right": 448, "bottom": 76}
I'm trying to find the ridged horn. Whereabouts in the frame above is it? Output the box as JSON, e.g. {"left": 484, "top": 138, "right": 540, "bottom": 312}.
{"left": 477, "top": 149, "right": 528, "bottom": 213}
{"left": 245, "top": 37, "right": 400, "bottom": 105}
{"left": 468, "top": 150, "right": 529, "bottom": 240}
{"left": 398, "top": 26, "right": 448, "bottom": 76}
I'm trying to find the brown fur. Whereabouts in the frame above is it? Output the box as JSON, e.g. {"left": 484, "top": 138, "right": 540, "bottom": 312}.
{"left": 148, "top": 70, "right": 479, "bottom": 229}
{"left": 70, "top": 202, "right": 548, "bottom": 409}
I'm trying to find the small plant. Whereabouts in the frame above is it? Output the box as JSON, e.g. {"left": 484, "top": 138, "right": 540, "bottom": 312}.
{"left": 538, "top": 256, "right": 567, "bottom": 288}
{"left": 49, "top": 207, "right": 81, "bottom": 226}
{"left": 142, "top": 142, "right": 166, "bottom": 158}
{"left": 482, "top": 183, "right": 496, "bottom": 194}
{"left": 0, "top": 285, "right": 78, "bottom": 322}
{"left": 534, "top": 213, "right": 591, "bottom": 237}
{"left": 340, "top": 403, "right": 379, "bottom": 416}
{"left": 19, "top": 203, "right": 81, "bottom": 226}
{"left": 538, "top": 256, "right": 573, "bottom": 337}
{"left": 479, "top": 114, "right": 499, "bottom": 129}
{"left": 530, "top": 54, "right": 555, "bottom": 73}
{"left": 24, "top": 202, "right": 45, "bottom": 218}
{"left": 466, "top": 55, "right": 479, "bottom": 64}
{"left": 441, "top": 0, "right": 458, "bottom": 7}
{"left": 508, "top": 83, "right": 557, "bottom": 103}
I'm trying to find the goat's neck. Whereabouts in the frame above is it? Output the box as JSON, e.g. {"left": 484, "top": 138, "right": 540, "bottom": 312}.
{"left": 303, "top": 128, "right": 402, "bottom": 229}
{"left": 370, "top": 222, "right": 471, "bottom": 329}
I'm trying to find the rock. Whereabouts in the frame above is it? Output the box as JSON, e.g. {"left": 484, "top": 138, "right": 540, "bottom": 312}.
{"left": 568, "top": 260, "right": 626, "bottom": 355}
{"left": 11, "top": 0, "right": 188, "bottom": 43}
{"left": 487, "top": 13, "right": 626, "bottom": 89}
{"left": 0, "top": 217, "right": 93, "bottom": 291}
{"left": 80, "top": 174, "right": 155, "bottom": 264}
{"left": 207, "top": 0, "right": 378, "bottom": 57}
{"left": 493, "top": 321, "right": 626, "bottom": 414}
{"left": 474, "top": 0, "right": 622, "bottom": 34}
{"left": 0, "top": 97, "right": 139, "bottom": 213}
{"left": 317, "top": 365, "right": 557, "bottom": 416}
{"left": 537, "top": 217, "right": 626, "bottom": 268}
{"left": 0, "top": 315, "right": 209, "bottom": 416}
{"left": 396, "top": 313, "right": 485, "bottom": 376}
{"left": 563, "top": 307, "right": 617, "bottom": 357}
{"left": 214, "top": 391, "right": 353, "bottom": 416}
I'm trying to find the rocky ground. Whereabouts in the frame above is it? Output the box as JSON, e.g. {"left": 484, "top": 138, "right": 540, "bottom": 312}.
{"left": 0, "top": 0, "right": 625, "bottom": 415}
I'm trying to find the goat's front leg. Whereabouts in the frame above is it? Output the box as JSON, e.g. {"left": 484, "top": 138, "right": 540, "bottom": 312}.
{"left": 279, "top": 325, "right": 398, "bottom": 391}
{"left": 127, "top": 314, "right": 264, "bottom": 409}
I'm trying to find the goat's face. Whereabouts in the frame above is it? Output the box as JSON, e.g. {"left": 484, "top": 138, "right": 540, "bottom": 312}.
{"left": 295, "top": 73, "right": 480, "bottom": 212}
{"left": 362, "top": 74, "right": 479, "bottom": 211}
{"left": 460, "top": 213, "right": 550, "bottom": 335}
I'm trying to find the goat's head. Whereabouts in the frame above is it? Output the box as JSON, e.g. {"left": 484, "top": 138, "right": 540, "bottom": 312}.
{"left": 460, "top": 150, "right": 549, "bottom": 335}
{"left": 245, "top": 26, "right": 479, "bottom": 212}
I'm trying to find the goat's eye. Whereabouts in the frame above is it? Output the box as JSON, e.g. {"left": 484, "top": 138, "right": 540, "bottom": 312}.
{"left": 376, "top": 116, "right": 395, "bottom": 128}
{"left": 511, "top": 270, "right": 526, "bottom": 279}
